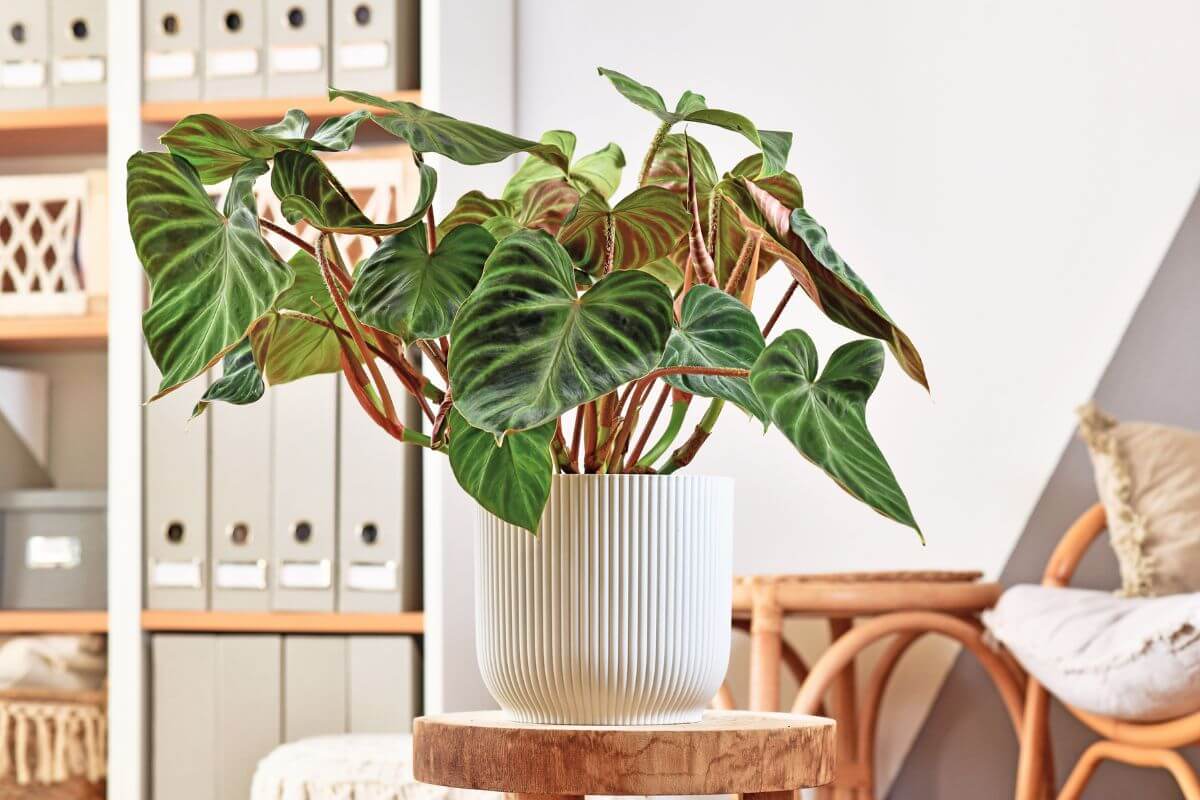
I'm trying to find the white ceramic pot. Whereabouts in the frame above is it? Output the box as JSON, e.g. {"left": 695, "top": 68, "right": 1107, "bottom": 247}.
{"left": 475, "top": 473, "right": 733, "bottom": 725}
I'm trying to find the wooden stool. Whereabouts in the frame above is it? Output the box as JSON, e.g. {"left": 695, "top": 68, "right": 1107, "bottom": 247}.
{"left": 413, "top": 709, "right": 836, "bottom": 799}
{"left": 724, "top": 571, "right": 1025, "bottom": 799}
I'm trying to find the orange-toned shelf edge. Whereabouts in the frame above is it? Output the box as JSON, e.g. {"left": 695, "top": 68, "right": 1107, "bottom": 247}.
{"left": 0, "top": 296, "right": 108, "bottom": 351}
{"left": 140, "top": 609, "right": 424, "bottom": 634}
{"left": 141, "top": 90, "right": 421, "bottom": 124}
{"left": 0, "top": 611, "right": 108, "bottom": 634}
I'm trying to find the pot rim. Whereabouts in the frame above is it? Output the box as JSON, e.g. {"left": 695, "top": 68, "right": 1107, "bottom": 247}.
{"left": 548, "top": 473, "right": 733, "bottom": 482}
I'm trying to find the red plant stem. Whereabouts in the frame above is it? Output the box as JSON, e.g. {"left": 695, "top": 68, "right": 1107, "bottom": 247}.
{"left": 317, "top": 234, "right": 398, "bottom": 427}
{"left": 643, "top": 365, "right": 749, "bottom": 381}
{"left": 438, "top": 335, "right": 451, "bottom": 362}
{"left": 418, "top": 340, "right": 449, "bottom": 383}
{"left": 625, "top": 383, "right": 670, "bottom": 468}
{"left": 425, "top": 207, "right": 438, "bottom": 253}
{"left": 569, "top": 406, "right": 585, "bottom": 471}
{"left": 763, "top": 279, "right": 799, "bottom": 338}
{"left": 339, "top": 352, "right": 404, "bottom": 441}
{"left": 722, "top": 235, "right": 756, "bottom": 296}
{"left": 739, "top": 235, "right": 763, "bottom": 307}
{"left": 259, "top": 217, "right": 316, "bottom": 257}
{"left": 582, "top": 401, "right": 599, "bottom": 473}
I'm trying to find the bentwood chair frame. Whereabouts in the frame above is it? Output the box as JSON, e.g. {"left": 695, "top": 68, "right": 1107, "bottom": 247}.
{"left": 1015, "top": 503, "right": 1200, "bottom": 799}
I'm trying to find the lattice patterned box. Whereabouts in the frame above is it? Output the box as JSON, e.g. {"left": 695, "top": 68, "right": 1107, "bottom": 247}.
{"left": 0, "top": 175, "right": 91, "bottom": 317}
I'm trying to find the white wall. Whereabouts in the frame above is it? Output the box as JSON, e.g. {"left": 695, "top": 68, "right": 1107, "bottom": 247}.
{"left": 514, "top": 0, "right": 1200, "bottom": 790}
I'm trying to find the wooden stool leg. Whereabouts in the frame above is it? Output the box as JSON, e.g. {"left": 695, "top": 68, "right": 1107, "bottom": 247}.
{"left": 742, "top": 791, "right": 796, "bottom": 800}
{"left": 827, "top": 618, "right": 860, "bottom": 800}
{"left": 749, "top": 587, "right": 784, "bottom": 711}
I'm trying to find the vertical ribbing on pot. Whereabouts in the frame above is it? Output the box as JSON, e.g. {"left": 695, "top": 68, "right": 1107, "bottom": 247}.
{"left": 475, "top": 474, "right": 734, "bottom": 725}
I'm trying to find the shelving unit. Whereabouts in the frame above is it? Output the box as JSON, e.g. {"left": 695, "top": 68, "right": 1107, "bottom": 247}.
{"left": 141, "top": 610, "right": 424, "bottom": 635}
{"left": 0, "top": 2, "right": 520, "bottom": 797}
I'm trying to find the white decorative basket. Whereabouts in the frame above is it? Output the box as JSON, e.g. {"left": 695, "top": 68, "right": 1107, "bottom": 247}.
{"left": 475, "top": 474, "right": 734, "bottom": 725}
{"left": 0, "top": 175, "right": 89, "bottom": 316}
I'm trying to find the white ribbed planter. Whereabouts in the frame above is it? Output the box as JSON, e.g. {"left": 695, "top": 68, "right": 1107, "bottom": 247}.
{"left": 475, "top": 474, "right": 733, "bottom": 725}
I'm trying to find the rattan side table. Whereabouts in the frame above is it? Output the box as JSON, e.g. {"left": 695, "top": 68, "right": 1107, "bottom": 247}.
{"left": 413, "top": 709, "right": 836, "bottom": 799}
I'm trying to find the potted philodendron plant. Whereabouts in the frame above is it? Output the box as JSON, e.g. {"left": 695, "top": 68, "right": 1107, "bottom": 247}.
{"left": 128, "top": 68, "right": 927, "bottom": 725}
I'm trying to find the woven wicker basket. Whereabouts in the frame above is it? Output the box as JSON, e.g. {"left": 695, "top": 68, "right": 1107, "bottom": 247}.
{"left": 0, "top": 687, "right": 106, "bottom": 800}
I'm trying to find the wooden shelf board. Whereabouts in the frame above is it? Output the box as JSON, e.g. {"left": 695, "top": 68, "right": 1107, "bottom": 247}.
{"left": 141, "top": 90, "right": 421, "bottom": 125}
{"left": 0, "top": 610, "right": 107, "bottom": 633}
{"left": 140, "top": 609, "right": 424, "bottom": 634}
{"left": 0, "top": 106, "right": 107, "bottom": 132}
{"left": 0, "top": 297, "right": 108, "bottom": 351}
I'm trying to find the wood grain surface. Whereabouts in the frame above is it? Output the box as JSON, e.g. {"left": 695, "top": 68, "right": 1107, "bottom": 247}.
{"left": 413, "top": 710, "right": 835, "bottom": 795}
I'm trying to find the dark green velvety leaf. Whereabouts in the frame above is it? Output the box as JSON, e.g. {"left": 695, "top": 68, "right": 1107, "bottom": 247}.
{"left": 660, "top": 285, "right": 767, "bottom": 422}
{"left": 160, "top": 109, "right": 370, "bottom": 184}
{"left": 730, "top": 180, "right": 929, "bottom": 390}
{"left": 130, "top": 153, "right": 290, "bottom": 397}
{"left": 249, "top": 250, "right": 342, "bottom": 385}
{"left": 192, "top": 338, "right": 264, "bottom": 418}
{"left": 557, "top": 186, "right": 690, "bottom": 274}
{"left": 751, "top": 330, "right": 920, "bottom": 536}
{"left": 329, "top": 88, "right": 569, "bottom": 170}
{"left": 597, "top": 67, "right": 791, "bottom": 177}
{"left": 271, "top": 149, "right": 436, "bottom": 235}
{"left": 448, "top": 408, "right": 555, "bottom": 533}
{"left": 449, "top": 229, "right": 673, "bottom": 435}
{"left": 483, "top": 215, "right": 523, "bottom": 241}
{"left": 436, "top": 191, "right": 515, "bottom": 239}
{"left": 348, "top": 222, "right": 496, "bottom": 341}
{"left": 502, "top": 131, "right": 625, "bottom": 204}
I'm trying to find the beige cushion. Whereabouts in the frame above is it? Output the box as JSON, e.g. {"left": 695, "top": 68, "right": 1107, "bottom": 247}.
{"left": 1078, "top": 402, "right": 1200, "bottom": 596}
{"left": 984, "top": 584, "right": 1200, "bottom": 721}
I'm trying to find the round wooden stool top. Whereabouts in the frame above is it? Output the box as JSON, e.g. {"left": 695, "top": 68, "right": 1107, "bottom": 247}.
{"left": 732, "top": 570, "right": 1002, "bottom": 617}
{"left": 412, "top": 710, "right": 835, "bottom": 797}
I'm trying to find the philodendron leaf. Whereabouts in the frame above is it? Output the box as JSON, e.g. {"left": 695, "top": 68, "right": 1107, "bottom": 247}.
{"left": 644, "top": 133, "right": 718, "bottom": 203}
{"left": 191, "top": 338, "right": 265, "bottom": 418}
{"left": 271, "top": 149, "right": 436, "bottom": 235}
{"left": 436, "top": 191, "right": 515, "bottom": 239}
{"left": 730, "top": 181, "right": 929, "bottom": 390}
{"left": 160, "top": 109, "right": 371, "bottom": 184}
{"left": 449, "top": 229, "right": 674, "bottom": 435}
{"left": 130, "top": 153, "right": 291, "bottom": 397}
{"left": 249, "top": 250, "right": 342, "bottom": 385}
{"left": 597, "top": 67, "right": 792, "bottom": 177}
{"left": 502, "top": 130, "right": 626, "bottom": 204}
{"left": 660, "top": 285, "right": 767, "bottom": 422}
{"left": 329, "top": 88, "right": 569, "bottom": 170}
{"left": 557, "top": 186, "right": 690, "bottom": 274}
{"left": 348, "top": 222, "right": 496, "bottom": 341}
{"left": 448, "top": 408, "right": 555, "bottom": 533}
{"left": 639, "top": 257, "right": 684, "bottom": 293}
{"left": 750, "top": 330, "right": 920, "bottom": 536}
{"left": 515, "top": 179, "right": 581, "bottom": 236}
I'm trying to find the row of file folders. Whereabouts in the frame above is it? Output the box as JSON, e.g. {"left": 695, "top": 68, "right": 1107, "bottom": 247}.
{"left": 0, "top": 0, "right": 418, "bottom": 110}
{"left": 145, "top": 355, "right": 422, "bottom": 613}
{"left": 153, "top": 633, "right": 420, "bottom": 800}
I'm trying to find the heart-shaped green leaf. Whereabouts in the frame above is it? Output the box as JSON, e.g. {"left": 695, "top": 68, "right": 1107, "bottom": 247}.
{"left": 598, "top": 67, "right": 792, "bottom": 177}
{"left": 160, "top": 109, "right": 371, "bottom": 184}
{"left": 729, "top": 181, "right": 929, "bottom": 390}
{"left": 329, "top": 88, "right": 569, "bottom": 170}
{"left": 436, "top": 191, "right": 515, "bottom": 239}
{"left": 639, "top": 257, "right": 684, "bottom": 293}
{"left": 660, "top": 285, "right": 767, "bottom": 422}
{"left": 750, "top": 330, "right": 920, "bottom": 536}
{"left": 130, "top": 153, "right": 291, "bottom": 397}
{"left": 191, "top": 338, "right": 265, "bottom": 418}
{"left": 557, "top": 186, "right": 690, "bottom": 275}
{"left": 502, "top": 130, "right": 626, "bottom": 204}
{"left": 448, "top": 408, "right": 555, "bottom": 533}
{"left": 249, "top": 250, "right": 342, "bottom": 385}
{"left": 348, "top": 222, "right": 496, "bottom": 341}
{"left": 644, "top": 133, "right": 718, "bottom": 202}
{"left": 515, "top": 179, "right": 581, "bottom": 236}
{"left": 449, "top": 229, "right": 674, "bottom": 435}
{"left": 270, "top": 149, "right": 436, "bottom": 235}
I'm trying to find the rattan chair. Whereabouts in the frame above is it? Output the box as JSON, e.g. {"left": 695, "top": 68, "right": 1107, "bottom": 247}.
{"left": 1015, "top": 503, "right": 1200, "bottom": 799}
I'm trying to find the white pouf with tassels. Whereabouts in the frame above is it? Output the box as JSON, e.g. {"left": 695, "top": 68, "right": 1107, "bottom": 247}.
{"left": 475, "top": 474, "right": 734, "bottom": 725}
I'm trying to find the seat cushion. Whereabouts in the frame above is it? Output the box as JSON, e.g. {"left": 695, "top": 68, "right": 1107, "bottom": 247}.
{"left": 984, "top": 584, "right": 1200, "bottom": 721}
{"left": 251, "top": 734, "right": 501, "bottom": 800}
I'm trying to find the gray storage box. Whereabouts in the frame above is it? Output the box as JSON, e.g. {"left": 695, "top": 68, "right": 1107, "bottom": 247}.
{"left": 143, "top": 0, "right": 203, "bottom": 102}
{"left": 49, "top": 0, "right": 107, "bottom": 107}
{"left": 203, "top": 0, "right": 266, "bottom": 99}
{"left": 0, "top": 489, "right": 106, "bottom": 609}
{"left": 331, "top": 0, "right": 418, "bottom": 94}
{"left": 0, "top": 1, "right": 51, "bottom": 110}
{"left": 265, "top": 0, "right": 328, "bottom": 98}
